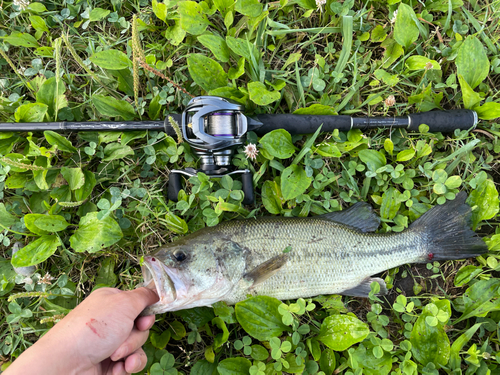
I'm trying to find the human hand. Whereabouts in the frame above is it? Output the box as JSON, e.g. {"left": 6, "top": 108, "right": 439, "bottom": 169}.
{"left": 5, "top": 287, "right": 159, "bottom": 375}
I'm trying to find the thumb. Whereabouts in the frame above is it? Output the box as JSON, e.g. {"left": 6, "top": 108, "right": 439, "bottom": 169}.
{"left": 123, "top": 287, "right": 159, "bottom": 315}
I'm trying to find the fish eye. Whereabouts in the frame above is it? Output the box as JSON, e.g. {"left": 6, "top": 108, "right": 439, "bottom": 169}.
{"left": 173, "top": 251, "right": 187, "bottom": 262}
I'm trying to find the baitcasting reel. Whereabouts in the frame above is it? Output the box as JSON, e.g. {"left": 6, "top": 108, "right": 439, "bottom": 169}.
{"left": 167, "top": 96, "right": 262, "bottom": 205}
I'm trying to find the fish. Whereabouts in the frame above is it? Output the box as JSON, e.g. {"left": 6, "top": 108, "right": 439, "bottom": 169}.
{"left": 140, "top": 191, "right": 487, "bottom": 315}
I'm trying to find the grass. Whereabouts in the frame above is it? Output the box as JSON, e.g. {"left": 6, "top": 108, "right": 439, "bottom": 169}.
{"left": 1, "top": 0, "right": 500, "bottom": 373}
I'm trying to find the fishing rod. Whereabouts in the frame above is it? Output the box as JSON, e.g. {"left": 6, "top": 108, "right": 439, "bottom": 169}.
{"left": 1, "top": 96, "right": 478, "bottom": 204}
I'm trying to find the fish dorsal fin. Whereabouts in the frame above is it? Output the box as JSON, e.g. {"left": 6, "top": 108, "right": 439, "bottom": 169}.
{"left": 341, "top": 277, "right": 388, "bottom": 297}
{"left": 244, "top": 253, "right": 289, "bottom": 288}
{"left": 320, "top": 202, "right": 380, "bottom": 232}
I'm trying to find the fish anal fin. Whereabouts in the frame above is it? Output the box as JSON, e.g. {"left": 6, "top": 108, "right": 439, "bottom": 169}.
{"left": 341, "top": 277, "right": 388, "bottom": 297}
{"left": 244, "top": 253, "right": 288, "bottom": 288}
{"left": 321, "top": 202, "right": 380, "bottom": 232}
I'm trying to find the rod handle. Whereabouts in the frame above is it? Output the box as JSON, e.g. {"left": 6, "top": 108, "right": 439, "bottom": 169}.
{"left": 408, "top": 109, "right": 478, "bottom": 132}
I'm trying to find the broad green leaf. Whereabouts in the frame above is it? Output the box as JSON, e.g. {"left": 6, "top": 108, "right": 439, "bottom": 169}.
{"left": 0, "top": 203, "right": 17, "bottom": 228}
{"left": 380, "top": 187, "right": 401, "bottom": 220}
{"left": 455, "top": 278, "right": 500, "bottom": 323}
{"left": 410, "top": 303, "right": 450, "bottom": 367}
{"left": 212, "top": 317, "right": 229, "bottom": 350}
{"left": 394, "top": 3, "right": 419, "bottom": 49}
{"left": 61, "top": 167, "right": 85, "bottom": 190}
{"left": 449, "top": 323, "right": 482, "bottom": 370}
{"left": 226, "top": 36, "right": 260, "bottom": 62}
{"left": 358, "top": 149, "right": 386, "bottom": 171}
{"left": 259, "top": 129, "right": 295, "bottom": 159}
{"left": 235, "top": 296, "right": 290, "bottom": 341}
{"left": 70, "top": 212, "right": 123, "bottom": 253}
{"left": 164, "top": 212, "right": 188, "bottom": 234}
{"left": 405, "top": 55, "right": 440, "bottom": 70}
{"left": 190, "top": 360, "right": 217, "bottom": 375}
{"left": 217, "top": 358, "right": 252, "bottom": 375}
{"left": 29, "top": 16, "right": 49, "bottom": 33}
{"left": 150, "top": 330, "right": 171, "bottom": 349}
{"left": 89, "top": 8, "right": 110, "bottom": 22}
{"left": 371, "top": 25, "right": 387, "bottom": 43}
{"left": 187, "top": 54, "right": 227, "bottom": 92}
{"left": 374, "top": 69, "right": 399, "bottom": 86}
{"left": 74, "top": 170, "right": 97, "bottom": 201}
{"left": 89, "top": 50, "right": 132, "bottom": 70}
{"left": 1, "top": 32, "right": 39, "bottom": 47}
{"left": 380, "top": 39, "right": 404, "bottom": 69}
{"left": 44, "top": 131, "right": 77, "bottom": 153}
{"left": 475, "top": 102, "right": 500, "bottom": 120}
{"left": 348, "top": 344, "right": 392, "bottom": 374}
{"left": 281, "top": 165, "right": 312, "bottom": 201}
{"left": 0, "top": 259, "right": 16, "bottom": 296}
{"left": 102, "top": 143, "right": 135, "bottom": 161}
{"left": 178, "top": 1, "right": 211, "bottom": 35}
{"left": 456, "top": 36, "right": 489, "bottom": 89}
{"left": 164, "top": 21, "right": 186, "bottom": 46}
{"left": 248, "top": 82, "right": 281, "bottom": 106}
{"left": 28, "top": 2, "right": 47, "bottom": 12}
{"left": 235, "top": 0, "right": 262, "bottom": 17}
{"left": 228, "top": 57, "right": 245, "bottom": 80}
{"left": 197, "top": 35, "right": 230, "bottom": 62}
{"left": 454, "top": 265, "right": 482, "bottom": 287}
{"left": 36, "top": 75, "right": 69, "bottom": 119}
{"left": 92, "top": 94, "right": 135, "bottom": 120}
{"left": 152, "top": 0, "right": 168, "bottom": 22}
{"left": 24, "top": 214, "right": 50, "bottom": 235}
{"left": 317, "top": 315, "right": 369, "bottom": 351}
{"left": 468, "top": 178, "right": 499, "bottom": 228}
{"left": 396, "top": 149, "right": 415, "bottom": 162}
{"left": 11, "top": 235, "right": 62, "bottom": 267}
{"left": 261, "top": 180, "right": 283, "bottom": 214}
{"left": 34, "top": 215, "right": 69, "bottom": 232}
{"left": 213, "top": 0, "right": 233, "bottom": 16}
{"left": 293, "top": 104, "right": 337, "bottom": 115}
{"left": 315, "top": 142, "right": 341, "bottom": 158}
{"left": 14, "top": 103, "right": 48, "bottom": 122}
{"left": 94, "top": 257, "right": 118, "bottom": 288}
{"left": 283, "top": 52, "right": 302, "bottom": 69}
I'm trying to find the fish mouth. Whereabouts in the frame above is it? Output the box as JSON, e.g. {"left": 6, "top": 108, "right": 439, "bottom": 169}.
{"left": 140, "top": 256, "right": 176, "bottom": 311}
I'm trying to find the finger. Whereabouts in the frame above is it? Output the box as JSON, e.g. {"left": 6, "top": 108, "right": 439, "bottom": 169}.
{"left": 110, "top": 361, "right": 127, "bottom": 375}
{"left": 135, "top": 314, "right": 155, "bottom": 331}
{"left": 122, "top": 287, "right": 159, "bottom": 315}
{"left": 110, "top": 328, "right": 149, "bottom": 361}
{"left": 124, "top": 348, "right": 149, "bottom": 374}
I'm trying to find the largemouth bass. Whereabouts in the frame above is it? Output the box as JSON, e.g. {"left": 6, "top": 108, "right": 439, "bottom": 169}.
{"left": 141, "top": 192, "right": 487, "bottom": 315}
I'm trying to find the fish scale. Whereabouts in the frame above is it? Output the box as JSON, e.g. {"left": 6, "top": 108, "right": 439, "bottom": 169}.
{"left": 140, "top": 192, "right": 487, "bottom": 314}
{"left": 214, "top": 217, "right": 423, "bottom": 303}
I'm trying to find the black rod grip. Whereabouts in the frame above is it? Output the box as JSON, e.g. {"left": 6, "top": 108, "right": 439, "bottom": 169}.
{"left": 167, "top": 173, "right": 183, "bottom": 202}
{"left": 254, "top": 114, "right": 352, "bottom": 135}
{"left": 408, "top": 109, "right": 477, "bottom": 132}
{"left": 241, "top": 171, "right": 254, "bottom": 205}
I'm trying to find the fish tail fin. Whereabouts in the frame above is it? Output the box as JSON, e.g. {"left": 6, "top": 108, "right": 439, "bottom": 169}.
{"left": 410, "top": 191, "right": 487, "bottom": 262}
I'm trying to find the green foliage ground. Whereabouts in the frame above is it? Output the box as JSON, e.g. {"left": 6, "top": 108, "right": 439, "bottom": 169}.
{"left": 1, "top": 0, "right": 500, "bottom": 373}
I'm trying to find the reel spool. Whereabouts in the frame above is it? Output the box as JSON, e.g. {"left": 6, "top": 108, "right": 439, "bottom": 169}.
{"left": 168, "top": 96, "right": 260, "bottom": 205}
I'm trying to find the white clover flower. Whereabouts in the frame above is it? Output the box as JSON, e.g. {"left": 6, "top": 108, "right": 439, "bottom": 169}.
{"left": 13, "top": 0, "right": 30, "bottom": 10}
{"left": 316, "top": 0, "right": 326, "bottom": 10}
{"left": 38, "top": 272, "right": 55, "bottom": 285}
{"left": 391, "top": 10, "right": 398, "bottom": 23}
{"left": 385, "top": 95, "right": 396, "bottom": 107}
{"left": 244, "top": 143, "right": 259, "bottom": 160}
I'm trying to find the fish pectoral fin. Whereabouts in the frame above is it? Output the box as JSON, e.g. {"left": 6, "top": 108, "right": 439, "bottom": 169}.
{"left": 243, "top": 253, "right": 289, "bottom": 288}
{"left": 320, "top": 202, "right": 380, "bottom": 232}
{"left": 341, "top": 277, "right": 388, "bottom": 297}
